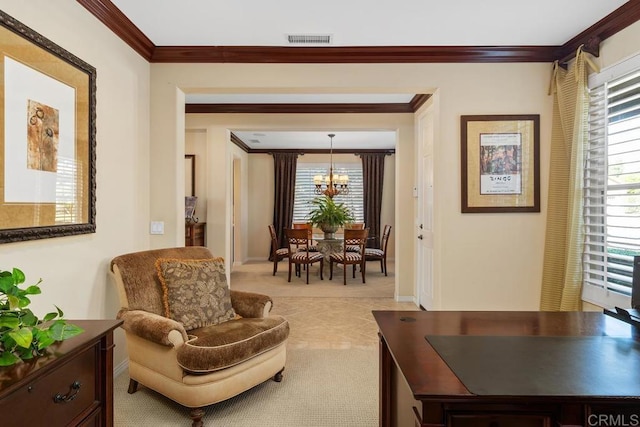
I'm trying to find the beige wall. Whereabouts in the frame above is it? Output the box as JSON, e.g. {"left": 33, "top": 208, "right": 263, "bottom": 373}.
{"left": 0, "top": 0, "right": 151, "bottom": 368}
{"left": 7, "top": 1, "right": 640, "bottom": 370}
{"left": 154, "top": 63, "right": 552, "bottom": 307}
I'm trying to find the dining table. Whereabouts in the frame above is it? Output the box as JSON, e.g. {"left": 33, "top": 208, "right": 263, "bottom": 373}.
{"left": 312, "top": 233, "right": 343, "bottom": 275}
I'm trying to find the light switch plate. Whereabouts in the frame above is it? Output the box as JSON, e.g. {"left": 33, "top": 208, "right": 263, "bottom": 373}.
{"left": 150, "top": 221, "right": 164, "bottom": 235}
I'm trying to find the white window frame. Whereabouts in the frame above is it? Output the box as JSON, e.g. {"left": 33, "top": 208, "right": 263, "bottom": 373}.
{"left": 583, "top": 52, "right": 640, "bottom": 308}
{"left": 293, "top": 162, "right": 364, "bottom": 223}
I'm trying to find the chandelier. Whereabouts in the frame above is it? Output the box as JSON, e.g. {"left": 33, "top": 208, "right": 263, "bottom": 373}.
{"left": 313, "top": 133, "right": 349, "bottom": 198}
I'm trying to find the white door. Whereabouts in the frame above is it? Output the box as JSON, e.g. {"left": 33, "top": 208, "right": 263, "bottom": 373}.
{"left": 416, "top": 103, "right": 435, "bottom": 310}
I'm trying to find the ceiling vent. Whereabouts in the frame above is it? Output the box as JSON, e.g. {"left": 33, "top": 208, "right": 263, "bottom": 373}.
{"left": 249, "top": 139, "right": 261, "bottom": 144}
{"left": 286, "top": 34, "right": 332, "bottom": 45}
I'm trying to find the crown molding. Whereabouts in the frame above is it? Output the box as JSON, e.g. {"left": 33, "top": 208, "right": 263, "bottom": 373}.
{"left": 77, "top": 0, "right": 153, "bottom": 60}
{"left": 187, "top": 102, "right": 416, "bottom": 114}
{"left": 151, "top": 45, "right": 559, "bottom": 63}
{"left": 187, "top": 94, "right": 432, "bottom": 114}
{"left": 557, "top": 1, "right": 640, "bottom": 61}
{"left": 78, "top": 0, "right": 639, "bottom": 64}
{"left": 230, "top": 132, "right": 250, "bottom": 152}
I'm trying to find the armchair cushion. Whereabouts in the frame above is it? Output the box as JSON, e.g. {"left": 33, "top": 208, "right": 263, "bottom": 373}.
{"left": 230, "top": 290, "right": 273, "bottom": 318}
{"left": 156, "top": 257, "right": 236, "bottom": 330}
{"left": 178, "top": 315, "right": 289, "bottom": 373}
{"left": 117, "top": 308, "right": 188, "bottom": 346}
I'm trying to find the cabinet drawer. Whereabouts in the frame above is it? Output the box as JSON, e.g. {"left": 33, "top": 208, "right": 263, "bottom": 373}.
{"left": 0, "top": 344, "right": 98, "bottom": 426}
{"left": 448, "top": 413, "right": 551, "bottom": 427}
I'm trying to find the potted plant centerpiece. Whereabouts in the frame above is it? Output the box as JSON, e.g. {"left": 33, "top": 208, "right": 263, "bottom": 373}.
{"left": 0, "top": 268, "right": 83, "bottom": 367}
{"left": 307, "top": 195, "right": 355, "bottom": 239}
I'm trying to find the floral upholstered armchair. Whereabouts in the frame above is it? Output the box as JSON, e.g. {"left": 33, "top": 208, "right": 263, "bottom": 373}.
{"left": 110, "top": 247, "right": 289, "bottom": 427}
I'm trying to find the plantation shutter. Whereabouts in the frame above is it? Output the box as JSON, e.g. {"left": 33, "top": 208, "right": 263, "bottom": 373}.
{"left": 583, "top": 65, "right": 640, "bottom": 306}
{"left": 293, "top": 163, "right": 364, "bottom": 223}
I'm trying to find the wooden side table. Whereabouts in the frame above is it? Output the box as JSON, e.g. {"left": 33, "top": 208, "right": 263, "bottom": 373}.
{"left": 185, "top": 221, "right": 206, "bottom": 246}
{"left": 0, "top": 319, "right": 122, "bottom": 426}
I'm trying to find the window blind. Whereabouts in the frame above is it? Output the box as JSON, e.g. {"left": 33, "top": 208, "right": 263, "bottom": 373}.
{"left": 583, "top": 66, "right": 640, "bottom": 306}
{"left": 293, "top": 163, "right": 364, "bottom": 223}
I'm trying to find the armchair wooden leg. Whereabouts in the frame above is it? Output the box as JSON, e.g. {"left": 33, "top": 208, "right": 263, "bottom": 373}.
{"left": 127, "top": 378, "right": 138, "bottom": 394}
{"left": 380, "top": 259, "right": 384, "bottom": 274}
{"left": 383, "top": 257, "right": 387, "bottom": 276}
{"left": 272, "top": 259, "right": 277, "bottom": 276}
{"left": 329, "top": 260, "right": 334, "bottom": 280}
{"left": 189, "top": 408, "right": 205, "bottom": 427}
{"left": 320, "top": 259, "right": 324, "bottom": 280}
{"left": 287, "top": 262, "right": 292, "bottom": 282}
{"left": 273, "top": 367, "right": 285, "bottom": 382}
{"left": 361, "top": 262, "right": 366, "bottom": 283}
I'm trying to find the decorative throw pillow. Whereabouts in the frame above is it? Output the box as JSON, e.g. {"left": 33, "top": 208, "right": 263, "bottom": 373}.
{"left": 155, "top": 257, "right": 236, "bottom": 330}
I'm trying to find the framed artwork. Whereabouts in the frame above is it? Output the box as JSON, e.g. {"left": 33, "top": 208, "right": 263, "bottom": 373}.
{"left": 185, "top": 154, "right": 195, "bottom": 197}
{"left": 0, "top": 11, "right": 96, "bottom": 243}
{"left": 461, "top": 115, "right": 540, "bottom": 213}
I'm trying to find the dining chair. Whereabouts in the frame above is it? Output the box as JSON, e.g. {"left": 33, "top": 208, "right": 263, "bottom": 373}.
{"left": 365, "top": 224, "right": 392, "bottom": 276}
{"left": 344, "top": 223, "right": 365, "bottom": 252}
{"left": 268, "top": 224, "right": 289, "bottom": 276}
{"left": 292, "top": 222, "right": 318, "bottom": 252}
{"left": 329, "top": 228, "right": 368, "bottom": 286}
{"left": 285, "top": 228, "right": 324, "bottom": 284}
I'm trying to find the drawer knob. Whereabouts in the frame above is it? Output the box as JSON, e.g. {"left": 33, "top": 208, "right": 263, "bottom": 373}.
{"left": 53, "top": 380, "right": 81, "bottom": 403}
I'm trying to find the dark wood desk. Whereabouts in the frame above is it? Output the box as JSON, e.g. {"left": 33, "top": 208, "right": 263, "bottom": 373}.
{"left": 373, "top": 311, "right": 640, "bottom": 427}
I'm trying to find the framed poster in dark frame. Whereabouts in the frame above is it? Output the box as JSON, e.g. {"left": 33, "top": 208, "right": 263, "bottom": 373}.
{"left": 0, "top": 10, "right": 96, "bottom": 243}
{"left": 461, "top": 114, "right": 540, "bottom": 213}
{"left": 185, "top": 154, "right": 195, "bottom": 197}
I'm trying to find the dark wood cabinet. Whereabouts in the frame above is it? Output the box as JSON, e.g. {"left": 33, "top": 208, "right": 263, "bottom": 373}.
{"left": 0, "top": 319, "right": 122, "bottom": 427}
{"left": 185, "top": 222, "right": 206, "bottom": 246}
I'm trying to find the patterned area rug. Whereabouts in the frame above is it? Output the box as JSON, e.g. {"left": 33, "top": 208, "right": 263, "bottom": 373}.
{"left": 114, "top": 347, "right": 378, "bottom": 427}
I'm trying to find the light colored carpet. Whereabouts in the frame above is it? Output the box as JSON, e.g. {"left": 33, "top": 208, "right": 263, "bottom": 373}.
{"left": 229, "top": 260, "right": 394, "bottom": 298}
{"left": 114, "top": 348, "right": 377, "bottom": 427}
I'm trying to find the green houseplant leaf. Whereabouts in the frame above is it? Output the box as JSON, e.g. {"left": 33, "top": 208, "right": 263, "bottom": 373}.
{"left": 306, "top": 195, "right": 354, "bottom": 229}
{"left": 0, "top": 268, "right": 84, "bottom": 366}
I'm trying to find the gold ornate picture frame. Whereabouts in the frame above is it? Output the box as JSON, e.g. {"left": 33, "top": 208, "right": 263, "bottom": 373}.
{"left": 461, "top": 115, "right": 540, "bottom": 213}
{"left": 0, "top": 11, "right": 96, "bottom": 243}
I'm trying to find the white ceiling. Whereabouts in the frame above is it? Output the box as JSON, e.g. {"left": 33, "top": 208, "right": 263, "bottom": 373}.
{"left": 111, "top": 0, "right": 628, "bottom": 149}
{"left": 111, "top": 0, "right": 627, "bottom": 47}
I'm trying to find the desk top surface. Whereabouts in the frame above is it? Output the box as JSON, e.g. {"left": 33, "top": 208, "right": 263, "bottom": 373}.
{"left": 373, "top": 310, "right": 640, "bottom": 400}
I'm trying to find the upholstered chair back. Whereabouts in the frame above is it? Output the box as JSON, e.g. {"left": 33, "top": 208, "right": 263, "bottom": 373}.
{"left": 110, "top": 246, "right": 214, "bottom": 316}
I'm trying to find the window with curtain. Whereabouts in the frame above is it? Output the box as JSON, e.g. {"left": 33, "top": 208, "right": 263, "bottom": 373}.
{"left": 583, "top": 55, "right": 640, "bottom": 308}
{"left": 293, "top": 163, "right": 364, "bottom": 223}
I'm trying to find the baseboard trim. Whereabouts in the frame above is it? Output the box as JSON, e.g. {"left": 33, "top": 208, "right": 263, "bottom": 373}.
{"left": 395, "top": 295, "right": 417, "bottom": 305}
{"left": 113, "top": 359, "right": 129, "bottom": 379}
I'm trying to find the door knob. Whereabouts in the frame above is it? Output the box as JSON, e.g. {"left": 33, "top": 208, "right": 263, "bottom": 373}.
{"left": 417, "top": 235, "right": 423, "bottom": 240}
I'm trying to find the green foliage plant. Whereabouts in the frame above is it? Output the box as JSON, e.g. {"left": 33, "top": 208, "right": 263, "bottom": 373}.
{"left": 307, "top": 195, "right": 355, "bottom": 228}
{"left": 0, "top": 268, "right": 84, "bottom": 366}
